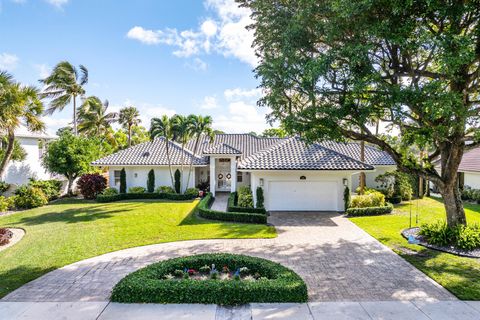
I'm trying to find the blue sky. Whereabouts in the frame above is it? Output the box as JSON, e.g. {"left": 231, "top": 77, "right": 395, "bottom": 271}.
{"left": 0, "top": 0, "right": 273, "bottom": 135}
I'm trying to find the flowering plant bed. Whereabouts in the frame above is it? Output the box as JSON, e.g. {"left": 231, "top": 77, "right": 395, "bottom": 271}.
{"left": 111, "top": 253, "right": 307, "bottom": 305}
{"left": 0, "top": 228, "right": 13, "bottom": 246}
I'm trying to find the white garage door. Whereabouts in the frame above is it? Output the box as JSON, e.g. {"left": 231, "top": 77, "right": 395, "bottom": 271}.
{"left": 267, "top": 180, "right": 339, "bottom": 211}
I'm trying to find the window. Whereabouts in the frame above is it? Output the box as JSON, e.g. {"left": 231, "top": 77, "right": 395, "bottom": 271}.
{"left": 237, "top": 172, "right": 243, "bottom": 183}
{"left": 114, "top": 170, "right": 122, "bottom": 185}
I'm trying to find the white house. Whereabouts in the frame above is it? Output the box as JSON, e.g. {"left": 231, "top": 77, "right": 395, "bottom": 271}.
{"left": 458, "top": 147, "right": 480, "bottom": 189}
{"left": 1, "top": 128, "right": 57, "bottom": 186}
{"left": 92, "top": 134, "right": 396, "bottom": 212}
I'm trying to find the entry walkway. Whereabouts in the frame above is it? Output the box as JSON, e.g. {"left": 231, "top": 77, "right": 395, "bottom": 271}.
{"left": 3, "top": 212, "right": 454, "bottom": 302}
{"left": 1, "top": 301, "right": 480, "bottom": 320}
{"left": 210, "top": 192, "right": 229, "bottom": 211}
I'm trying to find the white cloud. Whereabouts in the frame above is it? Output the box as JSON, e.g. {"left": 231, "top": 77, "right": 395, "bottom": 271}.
{"left": 126, "top": 0, "right": 257, "bottom": 66}
{"left": 45, "top": 0, "right": 68, "bottom": 8}
{"left": 0, "top": 53, "right": 19, "bottom": 71}
{"left": 41, "top": 116, "right": 71, "bottom": 135}
{"left": 224, "top": 87, "right": 261, "bottom": 101}
{"left": 34, "top": 63, "right": 51, "bottom": 79}
{"left": 213, "top": 101, "right": 270, "bottom": 133}
{"left": 200, "top": 96, "right": 218, "bottom": 110}
{"left": 185, "top": 58, "right": 208, "bottom": 71}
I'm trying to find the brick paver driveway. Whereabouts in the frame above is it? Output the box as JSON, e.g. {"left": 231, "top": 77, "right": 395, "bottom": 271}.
{"left": 2, "top": 212, "right": 454, "bottom": 302}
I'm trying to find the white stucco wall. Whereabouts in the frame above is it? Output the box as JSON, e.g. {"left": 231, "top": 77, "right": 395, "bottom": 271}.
{"left": 351, "top": 165, "right": 397, "bottom": 191}
{"left": 464, "top": 171, "right": 480, "bottom": 189}
{"left": 248, "top": 170, "right": 352, "bottom": 212}
{"left": 108, "top": 166, "right": 198, "bottom": 191}
{"left": 2, "top": 136, "right": 55, "bottom": 185}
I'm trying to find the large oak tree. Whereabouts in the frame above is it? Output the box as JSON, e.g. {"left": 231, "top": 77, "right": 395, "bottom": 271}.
{"left": 239, "top": 0, "right": 480, "bottom": 227}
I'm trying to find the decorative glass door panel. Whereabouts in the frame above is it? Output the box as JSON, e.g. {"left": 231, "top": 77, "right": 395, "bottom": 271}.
{"left": 216, "top": 158, "right": 231, "bottom": 191}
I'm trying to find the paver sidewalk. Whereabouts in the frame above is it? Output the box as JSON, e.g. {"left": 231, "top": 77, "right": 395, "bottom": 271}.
{"left": 1, "top": 301, "right": 480, "bottom": 320}
{"left": 3, "top": 212, "right": 454, "bottom": 302}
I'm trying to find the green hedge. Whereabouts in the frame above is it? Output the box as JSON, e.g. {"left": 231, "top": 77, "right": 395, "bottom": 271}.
{"left": 227, "top": 192, "right": 267, "bottom": 214}
{"left": 346, "top": 203, "right": 393, "bottom": 216}
{"left": 111, "top": 253, "right": 307, "bottom": 305}
{"left": 198, "top": 193, "right": 267, "bottom": 224}
{"left": 96, "top": 192, "right": 196, "bottom": 203}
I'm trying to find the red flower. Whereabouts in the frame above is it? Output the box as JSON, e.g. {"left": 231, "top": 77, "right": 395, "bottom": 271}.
{"left": 187, "top": 269, "right": 196, "bottom": 275}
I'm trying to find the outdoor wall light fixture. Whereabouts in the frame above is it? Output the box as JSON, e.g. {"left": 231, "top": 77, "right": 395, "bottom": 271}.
{"left": 134, "top": 173, "right": 138, "bottom": 178}
{"left": 259, "top": 178, "right": 264, "bottom": 186}
{"left": 300, "top": 176, "right": 306, "bottom": 180}
{"left": 343, "top": 178, "right": 348, "bottom": 186}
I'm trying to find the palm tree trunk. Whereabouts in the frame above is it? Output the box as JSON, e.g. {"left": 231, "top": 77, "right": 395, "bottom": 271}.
{"left": 128, "top": 124, "right": 132, "bottom": 147}
{"left": 73, "top": 94, "right": 78, "bottom": 136}
{"left": 0, "top": 130, "right": 15, "bottom": 179}
{"left": 180, "top": 143, "right": 186, "bottom": 193}
{"left": 165, "top": 139, "right": 175, "bottom": 188}
{"left": 359, "top": 140, "right": 366, "bottom": 195}
{"left": 186, "top": 136, "right": 200, "bottom": 191}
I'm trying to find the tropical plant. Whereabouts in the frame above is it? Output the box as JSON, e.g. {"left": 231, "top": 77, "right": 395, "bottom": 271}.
{"left": 40, "top": 61, "right": 88, "bottom": 136}
{"left": 147, "top": 169, "right": 155, "bottom": 193}
{"left": 0, "top": 71, "right": 45, "bottom": 178}
{"left": 42, "top": 131, "right": 102, "bottom": 195}
{"left": 150, "top": 115, "right": 175, "bottom": 188}
{"left": 240, "top": 0, "right": 480, "bottom": 227}
{"left": 119, "top": 106, "right": 141, "bottom": 147}
{"left": 113, "top": 125, "right": 149, "bottom": 150}
{"left": 185, "top": 115, "right": 214, "bottom": 191}
{"left": 119, "top": 168, "right": 126, "bottom": 194}
{"left": 171, "top": 114, "right": 192, "bottom": 193}
{"left": 77, "top": 173, "right": 107, "bottom": 200}
{"left": 0, "top": 136, "right": 27, "bottom": 165}
{"left": 77, "top": 96, "right": 117, "bottom": 144}
{"left": 28, "top": 179, "right": 62, "bottom": 201}
{"left": 13, "top": 185, "right": 48, "bottom": 209}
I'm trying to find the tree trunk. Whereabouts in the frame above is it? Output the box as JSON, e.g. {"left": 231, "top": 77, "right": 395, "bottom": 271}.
{"left": 73, "top": 95, "right": 78, "bottom": 136}
{"left": 359, "top": 140, "right": 366, "bottom": 195}
{"left": 439, "top": 185, "right": 466, "bottom": 227}
{"left": 128, "top": 124, "right": 132, "bottom": 147}
{"left": 165, "top": 139, "right": 175, "bottom": 188}
{"left": 185, "top": 136, "right": 200, "bottom": 191}
{"left": 0, "top": 130, "right": 15, "bottom": 179}
{"left": 67, "top": 175, "right": 75, "bottom": 196}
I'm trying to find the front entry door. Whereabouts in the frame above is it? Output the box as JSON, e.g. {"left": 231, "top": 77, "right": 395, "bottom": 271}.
{"left": 216, "top": 158, "right": 231, "bottom": 191}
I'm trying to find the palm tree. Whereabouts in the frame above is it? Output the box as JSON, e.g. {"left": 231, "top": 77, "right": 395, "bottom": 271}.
{"left": 171, "top": 115, "right": 192, "bottom": 193}
{"left": 185, "top": 115, "right": 214, "bottom": 191}
{"left": 77, "top": 96, "right": 118, "bottom": 144}
{"left": 40, "top": 61, "right": 88, "bottom": 136}
{"left": 150, "top": 115, "right": 175, "bottom": 188}
{"left": 0, "top": 72, "right": 45, "bottom": 177}
{"left": 119, "top": 106, "right": 141, "bottom": 147}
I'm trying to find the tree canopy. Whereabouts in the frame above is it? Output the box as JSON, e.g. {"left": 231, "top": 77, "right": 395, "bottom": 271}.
{"left": 240, "top": 0, "right": 480, "bottom": 226}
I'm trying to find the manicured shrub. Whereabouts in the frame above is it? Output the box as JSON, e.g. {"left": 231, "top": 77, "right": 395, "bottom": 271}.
{"left": 237, "top": 186, "right": 254, "bottom": 208}
{"left": 0, "top": 181, "right": 10, "bottom": 195}
{"left": 196, "top": 181, "right": 210, "bottom": 192}
{"left": 156, "top": 185, "right": 176, "bottom": 194}
{"left": 350, "top": 190, "right": 385, "bottom": 208}
{"left": 147, "top": 169, "right": 155, "bottom": 193}
{"left": 128, "top": 186, "right": 146, "bottom": 194}
{"left": 14, "top": 186, "right": 48, "bottom": 209}
{"left": 185, "top": 187, "right": 199, "bottom": 197}
{"left": 120, "top": 168, "right": 126, "bottom": 194}
{"left": 28, "top": 179, "right": 62, "bottom": 201}
{"left": 198, "top": 193, "right": 267, "bottom": 224}
{"left": 77, "top": 173, "right": 108, "bottom": 200}
{"left": 388, "top": 195, "right": 402, "bottom": 204}
{"left": 343, "top": 186, "right": 350, "bottom": 210}
{"left": 102, "top": 187, "right": 118, "bottom": 196}
{"left": 96, "top": 192, "right": 196, "bottom": 203}
{"left": 0, "top": 228, "right": 13, "bottom": 246}
{"left": 111, "top": 253, "right": 307, "bottom": 305}
{"left": 375, "top": 171, "right": 413, "bottom": 201}
{"left": 256, "top": 187, "right": 264, "bottom": 208}
{"left": 345, "top": 203, "right": 393, "bottom": 216}
{"left": 174, "top": 169, "right": 181, "bottom": 194}
{"left": 461, "top": 186, "right": 480, "bottom": 203}
{"left": 0, "top": 196, "right": 15, "bottom": 212}
{"left": 227, "top": 192, "right": 267, "bottom": 214}
{"left": 419, "top": 221, "right": 480, "bottom": 250}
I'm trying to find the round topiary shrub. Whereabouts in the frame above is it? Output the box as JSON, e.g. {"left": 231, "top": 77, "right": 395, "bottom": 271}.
{"left": 111, "top": 253, "right": 307, "bottom": 305}
{"left": 77, "top": 173, "right": 107, "bottom": 200}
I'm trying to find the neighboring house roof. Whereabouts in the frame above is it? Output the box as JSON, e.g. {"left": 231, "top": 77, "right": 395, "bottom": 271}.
{"left": 12, "top": 126, "right": 57, "bottom": 140}
{"left": 318, "top": 141, "right": 396, "bottom": 166}
{"left": 92, "top": 137, "right": 206, "bottom": 166}
{"left": 458, "top": 147, "right": 480, "bottom": 172}
{"left": 238, "top": 137, "right": 374, "bottom": 171}
{"left": 92, "top": 133, "right": 392, "bottom": 171}
{"left": 203, "top": 143, "right": 242, "bottom": 155}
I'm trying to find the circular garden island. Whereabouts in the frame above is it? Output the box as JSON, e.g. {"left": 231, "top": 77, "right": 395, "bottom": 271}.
{"left": 111, "top": 253, "right": 307, "bottom": 305}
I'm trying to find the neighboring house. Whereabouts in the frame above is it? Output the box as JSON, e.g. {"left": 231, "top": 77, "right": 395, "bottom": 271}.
{"left": 92, "top": 134, "right": 396, "bottom": 212}
{"left": 1, "top": 128, "right": 57, "bottom": 186}
{"left": 458, "top": 147, "right": 480, "bottom": 189}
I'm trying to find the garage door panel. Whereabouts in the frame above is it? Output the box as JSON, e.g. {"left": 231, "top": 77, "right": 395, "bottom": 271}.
{"left": 267, "top": 180, "right": 338, "bottom": 211}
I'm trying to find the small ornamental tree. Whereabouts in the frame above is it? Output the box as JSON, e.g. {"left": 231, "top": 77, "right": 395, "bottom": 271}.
{"left": 120, "top": 168, "right": 126, "bottom": 194}
{"left": 241, "top": 0, "right": 480, "bottom": 227}
{"left": 77, "top": 173, "right": 107, "bottom": 200}
{"left": 256, "top": 187, "right": 264, "bottom": 208}
{"left": 174, "top": 169, "right": 181, "bottom": 194}
{"left": 147, "top": 169, "right": 155, "bottom": 193}
{"left": 42, "top": 131, "right": 103, "bottom": 195}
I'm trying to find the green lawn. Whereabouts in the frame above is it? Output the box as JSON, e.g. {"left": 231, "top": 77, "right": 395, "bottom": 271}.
{"left": 349, "top": 197, "right": 480, "bottom": 300}
{"left": 0, "top": 198, "right": 276, "bottom": 298}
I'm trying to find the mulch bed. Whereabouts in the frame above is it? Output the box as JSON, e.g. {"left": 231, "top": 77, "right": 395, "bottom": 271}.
{"left": 402, "top": 227, "right": 480, "bottom": 258}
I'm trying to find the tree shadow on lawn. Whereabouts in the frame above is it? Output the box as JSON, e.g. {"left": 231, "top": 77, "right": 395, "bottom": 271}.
{"left": 0, "top": 265, "right": 56, "bottom": 299}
